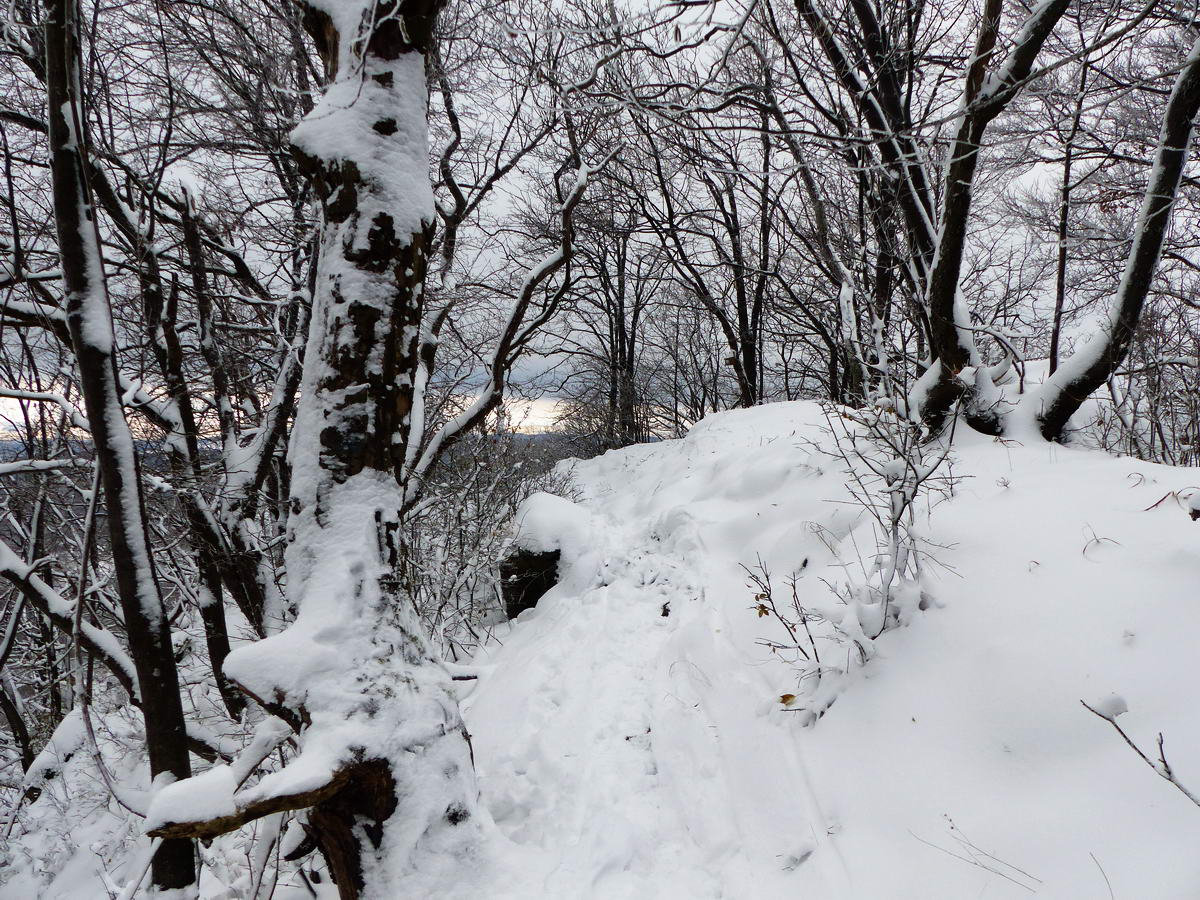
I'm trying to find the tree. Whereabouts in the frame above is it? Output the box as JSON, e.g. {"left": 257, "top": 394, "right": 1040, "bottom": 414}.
{"left": 44, "top": 0, "right": 194, "bottom": 889}
{"left": 142, "top": 3, "right": 479, "bottom": 894}
{"left": 1032, "top": 34, "right": 1200, "bottom": 440}
{"left": 142, "top": 1, "right": 603, "bottom": 894}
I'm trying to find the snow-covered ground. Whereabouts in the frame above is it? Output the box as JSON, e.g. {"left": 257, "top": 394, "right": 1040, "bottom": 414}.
{"left": 443, "top": 401, "right": 1200, "bottom": 899}
{"left": 8, "top": 400, "right": 1199, "bottom": 899}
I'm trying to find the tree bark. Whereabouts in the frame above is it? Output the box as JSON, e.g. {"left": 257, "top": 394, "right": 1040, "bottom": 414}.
{"left": 44, "top": 0, "right": 194, "bottom": 889}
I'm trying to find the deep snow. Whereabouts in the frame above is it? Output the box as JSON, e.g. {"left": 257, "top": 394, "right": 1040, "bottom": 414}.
{"left": 447, "top": 401, "right": 1200, "bottom": 899}
{"left": 8, "top": 400, "right": 1200, "bottom": 898}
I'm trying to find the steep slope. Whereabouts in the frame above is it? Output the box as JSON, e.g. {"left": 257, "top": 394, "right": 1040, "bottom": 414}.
{"left": 450, "top": 401, "right": 1200, "bottom": 899}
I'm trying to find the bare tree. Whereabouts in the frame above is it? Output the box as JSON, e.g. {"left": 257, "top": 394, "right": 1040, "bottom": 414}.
{"left": 1033, "top": 35, "right": 1200, "bottom": 439}
{"left": 43, "top": 0, "right": 194, "bottom": 889}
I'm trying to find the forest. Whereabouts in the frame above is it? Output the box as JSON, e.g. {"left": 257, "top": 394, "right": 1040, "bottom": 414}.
{"left": 1, "top": 0, "right": 1199, "bottom": 897}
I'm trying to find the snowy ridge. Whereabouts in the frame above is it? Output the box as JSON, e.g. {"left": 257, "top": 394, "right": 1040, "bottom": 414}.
{"left": 437, "top": 401, "right": 1200, "bottom": 899}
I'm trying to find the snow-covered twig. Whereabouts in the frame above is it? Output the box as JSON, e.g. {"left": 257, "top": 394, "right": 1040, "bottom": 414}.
{"left": 1082, "top": 700, "right": 1200, "bottom": 809}
{"left": 0, "top": 458, "right": 88, "bottom": 477}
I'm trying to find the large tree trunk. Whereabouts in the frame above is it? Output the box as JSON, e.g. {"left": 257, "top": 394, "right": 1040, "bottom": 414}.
{"left": 145, "top": 4, "right": 598, "bottom": 890}
{"left": 216, "top": 2, "right": 479, "bottom": 895}
{"left": 44, "top": 0, "right": 195, "bottom": 890}
{"left": 1034, "top": 36, "right": 1200, "bottom": 442}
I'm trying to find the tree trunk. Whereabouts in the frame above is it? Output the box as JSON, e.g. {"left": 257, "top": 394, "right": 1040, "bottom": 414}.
{"left": 216, "top": 3, "right": 479, "bottom": 895}
{"left": 1049, "top": 60, "right": 1089, "bottom": 376}
{"left": 44, "top": 0, "right": 194, "bottom": 889}
{"left": 1036, "top": 37, "right": 1200, "bottom": 442}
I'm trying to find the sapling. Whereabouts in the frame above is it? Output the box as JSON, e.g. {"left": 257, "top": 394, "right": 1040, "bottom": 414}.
{"left": 820, "top": 402, "right": 957, "bottom": 639}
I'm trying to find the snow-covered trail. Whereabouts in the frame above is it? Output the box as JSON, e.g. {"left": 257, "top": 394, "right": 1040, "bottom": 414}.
{"left": 436, "top": 402, "right": 1200, "bottom": 899}
{"left": 452, "top": 405, "right": 860, "bottom": 898}
{"left": 462, "top": 505, "right": 842, "bottom": 898}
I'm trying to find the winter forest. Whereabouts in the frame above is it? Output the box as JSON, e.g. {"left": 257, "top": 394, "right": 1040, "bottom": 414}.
{"left": 2, "top": 0, "right": 1200, "bottom": 896}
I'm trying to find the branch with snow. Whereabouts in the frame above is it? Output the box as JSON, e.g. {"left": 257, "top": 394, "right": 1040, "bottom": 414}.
{"left": 0, "top": 457, "right": 89, "bottom": 477}
{"left": 1082, "top": 698, "right": 1200, "bottom": 809}
{"left": 0, "top": 538, "right": 233, "bottom": 764}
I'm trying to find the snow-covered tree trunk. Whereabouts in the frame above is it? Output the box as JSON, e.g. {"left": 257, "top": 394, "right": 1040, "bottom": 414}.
{"left": 1033, "top": 36, "right": 1200, "bottom": 442}
{"left": 44, "top": 0, "right": 195, "bottom": 891}
{"left": 911, "top": 0, "right": 1070, "bottom": 435}
{"left": 244, "top": 0, "right": 478, "bottom": 888}
{"left": 149, "top": 2, "right": 478, "bottom": 897}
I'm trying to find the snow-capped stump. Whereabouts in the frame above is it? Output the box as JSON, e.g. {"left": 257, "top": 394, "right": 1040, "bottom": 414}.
{"left": 22, "top": 708, "right": 85, "bottom": 798}
{"left": 511, "top": 492, "right": 593, "bottom": 557}
{"left": 500, "top": 492, "right": 594, "bottom": 619}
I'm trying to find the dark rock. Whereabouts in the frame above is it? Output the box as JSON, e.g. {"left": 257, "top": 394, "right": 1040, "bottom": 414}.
{"left": 500, "top": 548, "right": 561, "bottom": 620}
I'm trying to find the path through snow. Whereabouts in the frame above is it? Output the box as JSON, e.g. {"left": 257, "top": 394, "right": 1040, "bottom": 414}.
{"left": 433, "top": 402, "right": 1200, "bottom": 899}
{"left": 456, "top": 407, "right": 855, "bottom": 898}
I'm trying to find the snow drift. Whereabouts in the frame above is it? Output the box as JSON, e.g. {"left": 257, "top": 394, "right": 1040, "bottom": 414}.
{"left": 450, "top": 400, "right": 1200, "bottom": 899}
{"left": 7, "top": 400, "right": 1200, "bottom": 898}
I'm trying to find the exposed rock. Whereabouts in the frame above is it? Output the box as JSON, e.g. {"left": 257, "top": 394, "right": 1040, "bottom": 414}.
{"left": 500, "top": 548, "right": 561, "bottom": 620}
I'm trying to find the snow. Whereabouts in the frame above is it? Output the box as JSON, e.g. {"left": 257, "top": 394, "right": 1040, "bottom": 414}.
{"left": 1091, "top": 693, "right": 1129, "bottom": 720}
{"left": 24, "top": 709, "right": 86, "bottom": 791}
{"left": 510, "top": 492, "right": 594, "bottom": 558}
{"left": 423, "top": 400, "right": 1200, "bottom": 899}
{"left": 224, "top": 473, "right": 416, "bottom": 721}
{"left": 145, "top": 766, "right": 237, "bottom": 833}
{"left": 209, "top": 461, "right": 478, "bottom": 887}
{"left": 9, "top": 400, "right": 1200, "bottom": 898}
{"left": 290, "top": 52, "right": 433, "bottom": 241}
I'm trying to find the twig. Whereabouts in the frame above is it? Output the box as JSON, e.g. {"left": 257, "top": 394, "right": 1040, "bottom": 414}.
{"left": 1081, "top": 700, "right": 1200, "bottom": 808}
{"left": 72, "top": 467, "right": 146, "bottom": 818}
{"left": 947, "top": 818, "right": 1042, "bottom": 886}
{"left": 1090, "top": 851, "right": 1116, "bottom": 900}
{"left": 115, "top": 837, "right": 161, "bottom": 900}
{"left": 909, "top": 830, "right": 1039, "bottom": 892}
